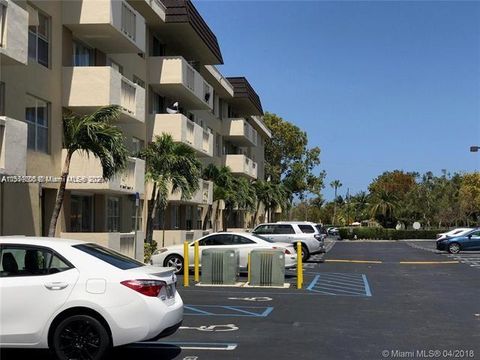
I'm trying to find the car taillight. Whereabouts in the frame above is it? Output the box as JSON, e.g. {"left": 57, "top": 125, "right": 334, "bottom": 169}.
{"left": 273, "top": 246, "right": 292, "bottom": 255}
{"left": 121, "top": 279, "right": 166, "bottom": 297}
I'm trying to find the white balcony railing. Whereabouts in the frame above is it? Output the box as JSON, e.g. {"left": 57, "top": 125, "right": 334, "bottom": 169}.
{"left": 224, "top": 118, "right": 258, "bottom": 146}
{"left": 0, "top": 0, "right": 28, "bottom": 65}
{"left": 224, "top": 154, "right": 258, "bottom": 179}
{"left": 153, "top": 114, "right": 213, "bottom": 157}
{"left": 0, "top": 116, "right": 27, "bottom": 176}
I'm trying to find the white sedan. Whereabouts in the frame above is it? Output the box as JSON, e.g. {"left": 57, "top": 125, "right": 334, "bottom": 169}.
{"left": 151, "top": 232, "right": 297, "bottom": 273}
{"left": 0, "top": 237, "right": 183, "bottom": 360}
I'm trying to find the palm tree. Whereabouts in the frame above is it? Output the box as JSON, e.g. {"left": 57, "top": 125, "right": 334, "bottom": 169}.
{"left": 254, "top": 180, "right": 289, "bottom": 224}
{"left": 203, "top": 164, "right": 234, "bottom": 231}
{"left": 48, "top": 106, "right": 129, "bottom": 237}
{"left": 330, "top": 180, "right": 342, "bottom": 225}
{"left": 370, "top": 189, "right": 398, "bottom": 227}
{"left": 143, "top": 134, "right": 202, "bottom": 245}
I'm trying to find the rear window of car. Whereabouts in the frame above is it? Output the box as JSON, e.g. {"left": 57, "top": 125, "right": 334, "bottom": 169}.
{"left": 73, "top": 243, "right": 144, "bottom": 270}
{"left": 298, "top": 225, "right": 315, "bottom": 233}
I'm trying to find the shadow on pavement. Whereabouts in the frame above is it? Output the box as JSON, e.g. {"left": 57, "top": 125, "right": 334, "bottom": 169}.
{"left": 1, "top": 343, "right": 182, "bottom": 360}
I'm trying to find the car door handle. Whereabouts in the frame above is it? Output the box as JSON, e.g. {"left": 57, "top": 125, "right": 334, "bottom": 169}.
{"left": 44, "top": 282, "right": 69, "bottom": 290}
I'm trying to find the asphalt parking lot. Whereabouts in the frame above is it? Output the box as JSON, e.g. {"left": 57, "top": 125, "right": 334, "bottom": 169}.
{"left": 3, "top": 240, "right": 480, "bottom": 360}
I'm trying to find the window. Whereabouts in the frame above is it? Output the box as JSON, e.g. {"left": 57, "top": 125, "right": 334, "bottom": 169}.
{"left": 274, "top": 225, "right": 295, "bottom": 235}
{"left": 150, "top": 90, "right": 164, "bottom": 114}
{"left": 25, "top": 94, "right": 49, "bottom": 153}
{"left": 0, "top": 246, "right": 73, "bottom": 277}
{"left": 0, "top": 4, "right": 6, "bottom": 48}
{"left": 70, "top": 195, "right": 93, "bottom": 232}
{"left": 28, "top": 9, "right": 49, "bottom": 67}
{"left": 0, "top": 81, "right": 4, "bottom": 116}
{"left": 253, "top": 225, "right": 274, "bottom": 235}
{"left": 186, "top": 206, "right": 192, "bottom": 231}
{"left": 131, "top": 198, "right": 143, "bottom": 231}
{"left": 198, "top": 234, "right": 232, "bottom": 246}
{"left": 107, "top": 197, "right": 120, "bottom": 232}
{"left": 131, "top": 137, "right": 144, "bottom": 155}
{"left": 298, "top": 225, "right": 315, "bottom": 234}
{"left": 232, "top": 235, "right": 254, "bottom": 245}
{"left": 73, "top": 40, "right": 94, "bottom": 66}
{"left": 133, "top": 75, "right": 145, "bottom": 89}
{"left": 107, "top": 58, "right": 123, "bottom": 74}
{"left": 73, "top": 243, "right": 144, "bottom": 270}
{"left": 152, "top": 36, "right": 165, "bottom": 56}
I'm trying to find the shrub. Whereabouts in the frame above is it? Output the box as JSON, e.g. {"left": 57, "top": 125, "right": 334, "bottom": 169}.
{"left": 144, "top": 240, "right": 158, "bottom": 263}
{"left": 338, "top": 227, "right": 441, "bottom": 240}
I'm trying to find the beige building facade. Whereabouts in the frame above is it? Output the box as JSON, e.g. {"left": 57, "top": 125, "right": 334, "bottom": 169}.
{"left": 0, "top": 0, "right": 270, "bottom": 259}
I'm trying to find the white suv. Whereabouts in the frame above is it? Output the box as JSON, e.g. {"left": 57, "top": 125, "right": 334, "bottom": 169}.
{"left": 252, "top": 222, "right": 325, "bottom": 261}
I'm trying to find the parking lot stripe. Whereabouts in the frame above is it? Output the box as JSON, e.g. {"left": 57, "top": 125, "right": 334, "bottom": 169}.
{"left": 325, "top": 259, "right": 383, "bottom": 264}
{"left": 307, "top": 275, "right": 321, "bottom": 290}
{"left": 399, "top": 261, "right": 459, "bottom": 264}
{"left": 135, "top": 341, "right": 238, "bottom": 351}
{"left": 184, "top": 305, "right": 274, "bottom": 317}
{"left": 362, "top": 274, "right": 372, "bottom": 296}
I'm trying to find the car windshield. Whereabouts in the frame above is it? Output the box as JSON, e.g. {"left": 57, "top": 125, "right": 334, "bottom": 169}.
{"left": 251, "top": 234, "right": 275, "bottom": 243}
{"left": 73, "top": 243, "right": 144, "bottom": 270}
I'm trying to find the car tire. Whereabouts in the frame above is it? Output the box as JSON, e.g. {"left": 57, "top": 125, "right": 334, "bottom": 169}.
{"left": 448, "top": 242, "right": 461, "bottom": 254}
{"left": 301, "top": 245, "right": 310, "bottom": 262}
{"left": 164, "top": 254, "right": 184, "bottom": 274}
{"left": 52, "top": 314, "right": 110, "bottom": 360}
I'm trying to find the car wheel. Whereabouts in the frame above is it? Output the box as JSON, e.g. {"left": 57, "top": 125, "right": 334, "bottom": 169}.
{"left": 52, "top": 315, "right": 110, "bottom": 360}
{"left": 301, "top": 245, "right": 310, "bottom": 262}
{"left": 164, "top": 254, "right": 184, "bottom": 273}
{"left": 448, "top": 242, "right": 461, "bottom": 254}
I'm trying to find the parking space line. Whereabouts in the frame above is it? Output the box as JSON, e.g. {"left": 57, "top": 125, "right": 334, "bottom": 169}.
{"left": 307, "top": 273, "right": 372, "bottom": 297}
{"left": 135, "top": 341, "right": 238, "bottom": 351}
{"left": 362, "top": 274, "right": 372, "bottom": 296}
{"left": 325, "top": 259, "right": 383, "bottom": 264}
{"left": 399, "top": 261, "right": 459, "bottom": 264}
{"left": 184, "top": 305, "right": 274, "bottom": 317}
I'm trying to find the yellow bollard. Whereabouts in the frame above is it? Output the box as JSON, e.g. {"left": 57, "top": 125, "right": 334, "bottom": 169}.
{"left": 183, "top": 241, "right": 189, "bottom": 287}
{"left": 297, "top": 241, "right": 303, "bottom": 289}
{"left": 194, "top": 240, "right": 200, "bottom": 282}
{"left": 247, "top": 253, "right": 251, "bottom": 284}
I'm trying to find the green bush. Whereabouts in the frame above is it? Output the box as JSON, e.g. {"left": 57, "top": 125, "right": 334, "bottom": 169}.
{"left": 144, "top": 240, "right": 158, "bottom": 263}
{"left": 338, "top": 227, "right": 441, "bottom": 240}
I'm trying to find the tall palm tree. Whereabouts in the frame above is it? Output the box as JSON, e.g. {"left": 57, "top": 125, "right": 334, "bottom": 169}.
{"left": 330, "top": 180, "right": 342, "bottom": 225}
{"left": 48, "top": 106, "right": 129, "bottom": 237}
{"left": 143, "top": 134, "right": 202, "bottom": 245}
{"left": 370, "top": 189, "right": 398, "bottom": 227}
{"left": 203, "top": 164, "right": 234, "bottom": 231}
{"left": 254, "top": 180, "right": 289, "bottom": 224}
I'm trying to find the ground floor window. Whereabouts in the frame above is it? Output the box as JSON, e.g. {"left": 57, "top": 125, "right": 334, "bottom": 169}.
{"left": 131, "top": 198, "right": 143, "bottom": 231}
{"left": 107, "top": 197, "right": 120, "bottom": 232}
{"left": 70, "top": 195, "right": 93, "bottom": 232}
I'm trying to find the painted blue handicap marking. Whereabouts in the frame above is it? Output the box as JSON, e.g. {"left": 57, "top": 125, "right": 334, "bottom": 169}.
{"left": 184, "top": 304, "right": 274, "bottom": 317}
{"left": 307, "top": 272, "right": 372, "bottom": 297}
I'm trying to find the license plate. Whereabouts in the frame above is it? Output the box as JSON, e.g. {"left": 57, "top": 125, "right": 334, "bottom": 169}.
{"left": 166, "top": 284, "right": 175, "bottom": 299}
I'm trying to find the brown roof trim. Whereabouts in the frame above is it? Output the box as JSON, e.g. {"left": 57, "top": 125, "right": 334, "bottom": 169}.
{"left": 161, "top": 0, "right": 223, "bottom": 64}
{"left": 226, "top": 77, "right": 264, "bottom": 115}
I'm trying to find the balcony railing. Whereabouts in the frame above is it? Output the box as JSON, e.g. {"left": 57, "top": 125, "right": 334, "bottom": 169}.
{"left": 0, "top": 116, "right": 27, "bottom": 176}
{"left": 153, "top": 113, "right": 213, "bottom": 157}
{"left": 0, "top": 0, "right": 28, "bottom": 65}
{"left": 148, "top": 56, "right": 214, "bottom": 110}
{"left": 224, "top": 154, "right": 258, "bottom": 179}
{"left": 223, "top": 118, "right": 258, "bottom": 147}
{"left": 62, "top": 0, "right": 145, "bottom": 54}
{"left": 63, "top": 66, "right": 145, "bottom": 124}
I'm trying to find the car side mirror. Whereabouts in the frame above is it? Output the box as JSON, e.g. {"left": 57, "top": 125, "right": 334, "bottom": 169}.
{"left": 468, "top": 234, "right": 472, "bottom": 239}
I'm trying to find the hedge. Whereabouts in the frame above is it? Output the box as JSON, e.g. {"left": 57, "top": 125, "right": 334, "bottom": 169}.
{"left": 337, "top": 227, "right": 441, "bottom": 240}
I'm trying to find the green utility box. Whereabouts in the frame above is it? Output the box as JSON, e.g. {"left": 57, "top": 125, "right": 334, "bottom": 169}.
{"left": 250, "top": 249, "right": 285, "bottom": 287}
{"left": 201, "top": 249, "right": 239, "bottom": 285}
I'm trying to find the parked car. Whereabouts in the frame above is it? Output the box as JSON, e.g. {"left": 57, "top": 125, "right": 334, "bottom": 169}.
{"left": 315, "top": 224, "right": 328, "bottom": 242}
{"left": 252, "top": 222, "right": 325, "bottom": 261}
{"left": 327, "top": 227, "right": 340, "bottom": 237}
{"left": 436, "top": 228, "right": 472, "bottom": 241}
{"left": 0, "top": 237, "right": 183, "bottom": 360}
{"left": 436, "top": 228, "right": 480, "bottom": 253}
{"left": 151, "top": 232, "right": 297, "bottom": 273}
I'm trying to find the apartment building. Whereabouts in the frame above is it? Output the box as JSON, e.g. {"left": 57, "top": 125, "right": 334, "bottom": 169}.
{"left": 0, "top": 0, "right": 270, "bottom": 258}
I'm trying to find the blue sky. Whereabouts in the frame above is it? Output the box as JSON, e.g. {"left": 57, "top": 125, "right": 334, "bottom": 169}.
{"left": 195, "top": 0, "right": 480, "bottom": 200}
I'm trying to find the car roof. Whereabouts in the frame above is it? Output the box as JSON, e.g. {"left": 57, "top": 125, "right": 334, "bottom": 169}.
{"left": 0, "top": 236, "right": 86, "bottom": 247}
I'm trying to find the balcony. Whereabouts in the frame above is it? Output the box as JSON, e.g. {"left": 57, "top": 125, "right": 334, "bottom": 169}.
{"left": 224, "top": 154, "right": 257, "bottom": 180}
{"left": 63, "top": 0, "right": 145, "bottom": 54}
{"left": 0, "top": 0, "right": 28, "bottom": 65}
{"left": 61, "top": 231, "right": 144, "bottom": 260}
{"left": 0, "top": 116, "right": 27, "bottom": 175}
{"left": 63, "top": 66, "right": 145, "bottom": 124}
{"left": 223, "top": 118, "right": 258, "bottom": 147}
{"left": 153, "top": 114, "right": 213, "bottom": 157}
{"left": 126, "top": 0, "right": 166, "bottom": 24}
{"left": 168, "top": 179, "right": 213, "bottom": 205}
{"left": 62, "top": 150, "right": 145, "bottom": 195}
{"left": 148, "top": 56, "right": 214, "bottom": 110}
